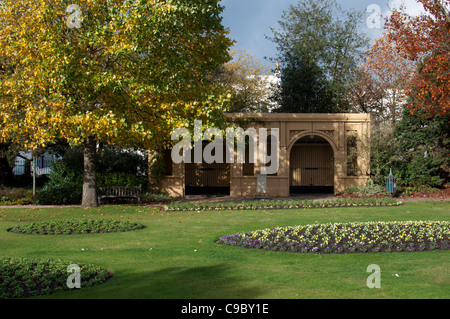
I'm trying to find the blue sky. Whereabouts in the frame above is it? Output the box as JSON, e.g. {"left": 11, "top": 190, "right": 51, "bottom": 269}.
{"left": 220, "top": 0, "right": 426, "bottom": 68}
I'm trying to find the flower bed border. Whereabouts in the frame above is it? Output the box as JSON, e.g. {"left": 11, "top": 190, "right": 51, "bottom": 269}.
{"left": 164, "top": 198, "right": 403, "bottom": 212}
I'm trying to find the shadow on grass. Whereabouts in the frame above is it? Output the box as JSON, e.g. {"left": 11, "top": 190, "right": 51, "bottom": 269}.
{"left": 91, "top": 264, "right": 264, "bottom": 299}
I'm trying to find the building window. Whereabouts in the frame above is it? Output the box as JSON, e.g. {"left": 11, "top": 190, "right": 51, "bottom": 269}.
{"left": 243, "top": 137, "right": 254, "bottom": 176}
{"left": 346, "top": 136, "right": 358, "bottom": 176}
{"left": 163, "top": 148, "right": 173, "bottom": 176}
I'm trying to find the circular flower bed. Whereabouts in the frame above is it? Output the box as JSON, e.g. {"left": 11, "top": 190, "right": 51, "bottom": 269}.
{"left": 8, "top": 219, "right": 144, "bottom": 235}
{"left": 217, "top": 221, "right": 450, "bottom": 254}
{"left": 0, "top": 257, "right": 113, "bottom": 298}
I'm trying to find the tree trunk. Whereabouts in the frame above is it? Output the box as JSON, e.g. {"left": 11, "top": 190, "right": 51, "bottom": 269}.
{"left": 81, "top": 136, "right": 98, "bottom": 208}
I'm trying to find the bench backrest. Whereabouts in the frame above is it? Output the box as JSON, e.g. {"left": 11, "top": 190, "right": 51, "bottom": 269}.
{"left": 99, "top": 185, "right": 142, "bottom": 196}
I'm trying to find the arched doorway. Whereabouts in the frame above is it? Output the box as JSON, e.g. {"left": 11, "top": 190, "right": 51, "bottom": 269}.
{"left": 289, "top": 135, "right": 334, "bottom": 194}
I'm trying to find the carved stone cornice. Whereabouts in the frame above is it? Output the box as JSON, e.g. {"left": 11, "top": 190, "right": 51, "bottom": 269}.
{"left": 289, "top": 130, "right": 306, "bottom": 140}
{"left": 319, "top": 130, "right": 335, "bottom": 138}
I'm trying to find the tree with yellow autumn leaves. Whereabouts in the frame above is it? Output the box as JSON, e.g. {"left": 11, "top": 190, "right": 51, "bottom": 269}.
{"left": 0, "top": 0, "right": 233, "bottom": 207}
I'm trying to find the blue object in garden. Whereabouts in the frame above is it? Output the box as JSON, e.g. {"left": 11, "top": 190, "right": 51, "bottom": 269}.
{"left": 385, "top": 168, "right": 397, "bottom": 197}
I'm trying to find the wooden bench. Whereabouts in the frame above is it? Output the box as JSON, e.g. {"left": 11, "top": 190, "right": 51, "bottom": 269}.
{"left": 98, "top": 185, "right": 142, "bottom": 205}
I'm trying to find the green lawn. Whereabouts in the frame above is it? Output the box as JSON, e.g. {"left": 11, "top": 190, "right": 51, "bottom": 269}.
{"left": 0, "top": 201, "right": 449, "bottom": 299}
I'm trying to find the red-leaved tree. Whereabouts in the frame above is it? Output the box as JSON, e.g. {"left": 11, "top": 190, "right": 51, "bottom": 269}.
{"left": 386, "top": 0, "right": 449, "bottom": 117}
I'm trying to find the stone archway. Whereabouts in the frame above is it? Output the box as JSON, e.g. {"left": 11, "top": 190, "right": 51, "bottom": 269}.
{"left": 289, "top": 135, "right": 335, "bottom": 194}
